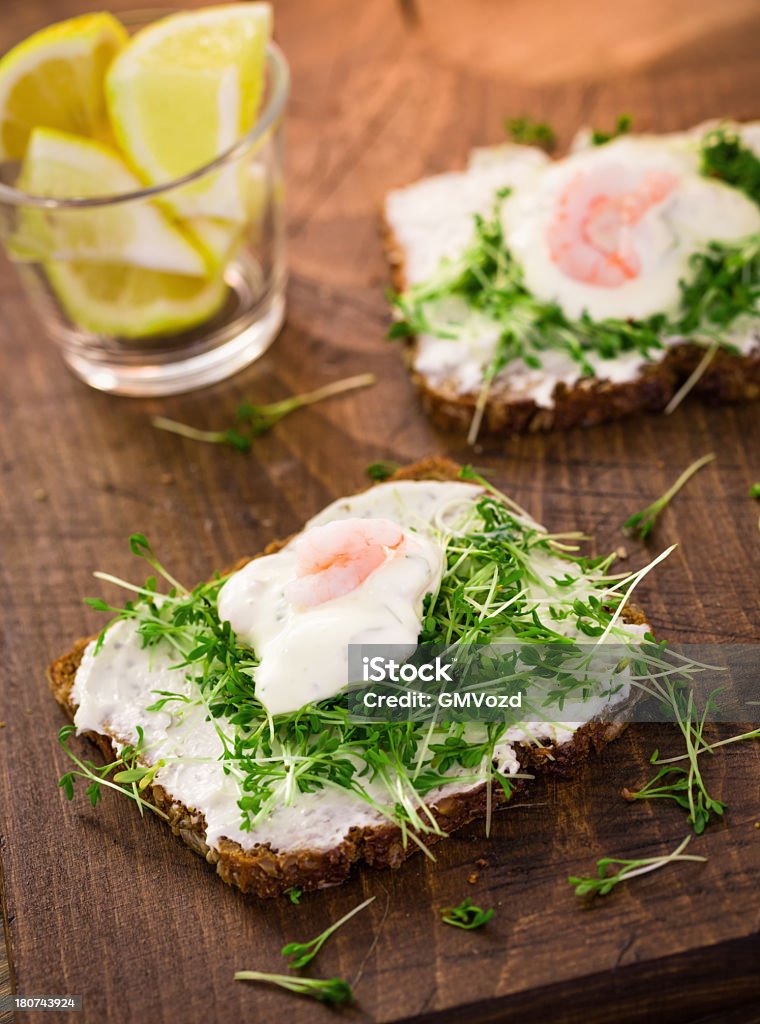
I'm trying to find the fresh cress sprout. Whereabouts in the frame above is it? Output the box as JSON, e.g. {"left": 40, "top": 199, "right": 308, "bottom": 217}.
{"left": 701, "top": 125, "right": 760, "bottom": 207}
{"left": 235, "top": 900, "right": 374, "bottom": 1006}
{"left": 623, "top": 453, "right": 716, "bottom": 541}
{"left": 233, "top": 972, "right": 353, "bottom": 1005}
{"left": 366, "top": 460, "right": 401, "bottom": 481}
{"left": 623, "top": 762, "right": 725, "bottom": 833}
{"left": 652, "top": 726, "right": 760, "bottom": 761}
{"left": 440, "top": 898, "right": 494, "bottom": 929}
{"left": 505, "top": 113, "right": 636, "bottom": 151}
{"left": 152, "top": 373, "right": 375, "bottom": 452}
{"left": 569, "top": 836, "right": 706, "bottom": 897}
{"left": 590, "top": 113, "right": 632, "bottom": 146}
{"left": 622, "top": 682, "right": 760, "bottom": 834}
{"left": 286, "top": 887, "right": 302, "bottom": 905}
{"left": 281, "top": 896, "right": 375, "bottom": 969}
{"left": 57, "top": 724, "right": 168, "bottom": 820}
{"left": 505, "top": 116, "right": 556, "bottom": 151}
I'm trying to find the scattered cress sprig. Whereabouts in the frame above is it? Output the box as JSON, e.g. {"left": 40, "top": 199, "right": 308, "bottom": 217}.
{"left": 568, "top": 836, "right": 706, "bottom": 898}
{"left": 576, "top": 658, "right": 760, "bottom": 889}
{"left": 366, "top": 459, "right": 402, "bottom": 481}
{"left": 590, "top": 113, "right": 632, "bottom": 146}
{"left": 58, "top": 724, "right": 168, "bottom": 820}
{"left": 623, "top": 761, "right": 725, "bottom": 834}
{"left": 234, "top": 972, "right": 353, "bottom": 1005}
{"left": 621, "top": 680, "right": 760, "bottom": 834}
{"left": 234, "top": 896, "right": 373, "bottom": 1004}
{"left": 281, "top": 896, "right": 375, "bottom": 969}
{"left": 440, "top": 898, "right": 494, "bottom": 929}
{"left": 649, "top": 725, "right": 760, "bottom": 764}
{"left": 751, "top": 482, "right": 760, "bottom": 532}
{"left": 152, "top": 373, "right": 375, "bottom": 452}
{"left": 505, "top": 112, "right": 633, "bottom": 150}
{"left": 505, "top": 116, "right": 556, "bottom": 151}
{"left": 701, "top": 125, "right": 760, "bottom": 207}
{"left": 623, "top": 452, "right": 716, "bottom": 541}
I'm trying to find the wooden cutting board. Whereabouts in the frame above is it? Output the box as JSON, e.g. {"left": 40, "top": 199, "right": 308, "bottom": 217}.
{"left": 1, "top": 1, "right": 759, "bottom": 1022}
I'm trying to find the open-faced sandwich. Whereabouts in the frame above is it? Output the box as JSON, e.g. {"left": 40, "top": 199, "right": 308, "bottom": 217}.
{"left": 384, "top": 122, "right": 760, "bottom": 440}
{"left": 51, "top": 459, "right": 661, "bottom": 898}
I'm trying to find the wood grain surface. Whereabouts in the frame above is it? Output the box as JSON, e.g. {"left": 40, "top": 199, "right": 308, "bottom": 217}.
{"left": 1, "top": 1, "right": 759, "bottom": 1022}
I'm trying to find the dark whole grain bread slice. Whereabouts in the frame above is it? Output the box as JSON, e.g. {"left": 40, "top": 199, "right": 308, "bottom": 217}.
{"left": 48, "top": 457, "right": 646, "bottom": 898}
{"left": 383, "top": 222, "right": 760, "bottom": 437}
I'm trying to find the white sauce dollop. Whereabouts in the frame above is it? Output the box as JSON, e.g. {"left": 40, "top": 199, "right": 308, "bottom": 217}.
{"left": 217, "top": 516, "right": 444, "bottom": 716}
{"left": 502, "top": 136, "right": 759, "bottom": 321}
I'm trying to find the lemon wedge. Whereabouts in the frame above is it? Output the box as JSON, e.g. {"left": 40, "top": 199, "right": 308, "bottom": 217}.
{"left": 45, "top": 261, "right": 228, "bottom": 339}
{"left": 0, "top": 12, "right": 127, "bottom": 159}
{"left": 185, "top": 166, "right": 268, "bottom": 267}
{"left": 106, "top": 4, "right": 271, "bottom": 214}
{"left": 188, "top": 217, "right": 245, "bottom": 269}
{"left": 14, "top": 127, "right": 208, "bottom": 275}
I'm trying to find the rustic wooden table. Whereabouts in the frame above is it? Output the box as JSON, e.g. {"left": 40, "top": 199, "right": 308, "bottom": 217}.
{"left": 1, "top": 1, "right": 759, "bottom": 1022}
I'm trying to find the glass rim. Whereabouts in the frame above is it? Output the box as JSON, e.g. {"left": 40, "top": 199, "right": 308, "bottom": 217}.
{"left": 0, "top": 41, "right": 289, "bottom": 210}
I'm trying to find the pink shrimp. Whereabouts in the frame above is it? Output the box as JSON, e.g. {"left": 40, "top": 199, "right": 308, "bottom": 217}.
{"left": 284, "top": 517, "right": 407, "bottom": 608}
{"left": 546, "top": 163, "right": 678, "bottom": 287}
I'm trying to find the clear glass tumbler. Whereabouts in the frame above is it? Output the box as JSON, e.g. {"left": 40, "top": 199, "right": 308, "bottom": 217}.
{"left": 0, "top": 21, "right": 289, "bottom": 396}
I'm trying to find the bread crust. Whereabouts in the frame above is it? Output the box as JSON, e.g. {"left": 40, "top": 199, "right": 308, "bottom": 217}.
{"left": 383, "top": 221, "right": 760, "bottom": 437}
{"left": 48, "top": 458, "right": 644, "bottom": 898}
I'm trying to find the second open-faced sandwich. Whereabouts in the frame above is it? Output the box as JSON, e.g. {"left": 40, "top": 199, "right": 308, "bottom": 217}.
{"left": 385, "top": 122, "right": 760, "bottom": 440}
